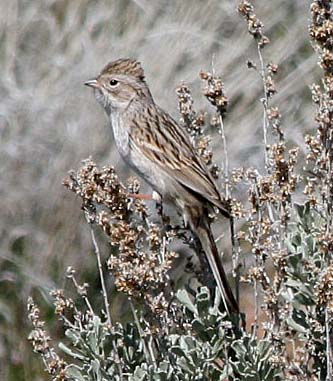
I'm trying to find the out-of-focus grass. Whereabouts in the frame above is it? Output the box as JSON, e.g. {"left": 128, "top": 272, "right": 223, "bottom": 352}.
{"left": 0, "top": 1, "right": 316, "bottom": 379}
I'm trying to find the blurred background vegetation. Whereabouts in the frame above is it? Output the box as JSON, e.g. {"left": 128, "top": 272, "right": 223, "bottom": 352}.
{"left": 1, "top": 1, "right": 317, "bottom": 380}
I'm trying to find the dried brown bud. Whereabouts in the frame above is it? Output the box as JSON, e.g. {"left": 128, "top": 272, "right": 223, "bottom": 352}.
{"left": 246, "top": 59, "right": 257, "bottom": 70}
{"left": 259, "top": 35, "right": 270, "bottom": 48}
{"left": 265, "top": 76, "right": 277, "bottom": 97}
{"left": 238, "top": 0, "right": 254, "bottom": 17}
{"left": 200, "top": 71, "right": 228, "bottom": 113}
{"left": 267, "top": 62, "right": 278, "bottom": 74}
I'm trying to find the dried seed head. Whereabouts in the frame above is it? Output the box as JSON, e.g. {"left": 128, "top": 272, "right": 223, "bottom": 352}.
{"left": 267, "top": 62, "right": 279, "bottom": 74}
{"left": 50, "top": 289, "right": 74, "bottom": 316}
{"left": 63, "top": 158, "right": 129, "bottom": 221}
{"left": 176, "top": 83, "right": 203, "bottom": 136}
{"left": 196, "top": 136, "right": 213, "bottom": 165}
{"left": 200, "top": 71, "right": 228, "bottom": 114}
{"left": 238, "top": 0, "right": 254, "bottom": 17}
{"left": 315, "top": 265, "right": 333, "bottom": 311}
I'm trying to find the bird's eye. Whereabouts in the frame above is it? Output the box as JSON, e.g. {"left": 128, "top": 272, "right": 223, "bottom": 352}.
{"left": 109, "top": 79, "right": 119, "bottom": 87}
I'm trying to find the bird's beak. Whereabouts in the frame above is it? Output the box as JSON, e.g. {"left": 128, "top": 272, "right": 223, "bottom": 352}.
{"left": 84, "top": 78, "right": 100, "bottom": 89}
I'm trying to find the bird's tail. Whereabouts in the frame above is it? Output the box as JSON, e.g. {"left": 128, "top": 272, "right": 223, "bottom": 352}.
{"left": 195, "top": 221, "right": 239, "bottom": 314}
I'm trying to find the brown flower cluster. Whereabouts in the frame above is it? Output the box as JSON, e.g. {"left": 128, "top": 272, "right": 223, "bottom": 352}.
{"left": 245, "top": 145, "right": 299, "bottom": 223}
{"left": 238, "top": 0, "right": 270, "bottom": 48}
{"left": 106, "top": 222, "right": 178, "bottom": 303}
{"left": 176, "top": 83, "right": 205, "bottom": 137}
{"left": 27, "top": 298, "right": 68, "bottom": 381}
{"left": 267, "top": 106, "right": 283, "bottom": 140}
{"left": 317, "top": 226, "right": 333, "bottom": 256}
{"left": 307, "top": 1, "right": 333, "bottom": 213}
{"left": 63, "top": 158, "right": 128, "bottom": 221}
{"left": 196, "top": 136, "right": 213, "bottom": 166}
{"left": 177, "top": 82, "right": 221, "bottom": 179}
{"left": 50, "top": 289, "right": 75, "bottom": 316}
{"left": 315, "top": 265, "right": 333, "bottom": 311}
{"left": 270, "top": 144, "right": 299, "bottom": 198}
{"left": 309, "top": 1, "right": 333, "bottom": 53}
{"left": 200, "top": 71, "right": 228, "bottom": 114}
{"left": 64, "top": 159, "right": 177, "bottom": 313}
{"left": 238, "top": 0, "right": 281, "bottom": 169}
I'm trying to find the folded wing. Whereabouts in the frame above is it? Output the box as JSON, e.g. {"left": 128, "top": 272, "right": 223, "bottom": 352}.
{"left": 129, "top": 104, "right": 230, "bottom": 217}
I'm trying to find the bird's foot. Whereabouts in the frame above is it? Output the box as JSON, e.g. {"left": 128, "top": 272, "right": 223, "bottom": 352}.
{"left": 128, "top": 193, "right": 153, "bottom": 200}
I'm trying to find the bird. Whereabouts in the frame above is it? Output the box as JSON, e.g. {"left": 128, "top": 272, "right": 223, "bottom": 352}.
{"left": 85, "top": 58, "right": 239, "bottom": 314}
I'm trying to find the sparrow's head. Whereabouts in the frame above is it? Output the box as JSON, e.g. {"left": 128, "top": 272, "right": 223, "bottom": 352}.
{"left": 85, "top": 58, "right": 152, "bottom": 112}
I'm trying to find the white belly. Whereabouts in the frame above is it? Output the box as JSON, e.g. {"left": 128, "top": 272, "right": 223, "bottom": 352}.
{"left": 128, "top": 145, "right": 182, "bottom": 204}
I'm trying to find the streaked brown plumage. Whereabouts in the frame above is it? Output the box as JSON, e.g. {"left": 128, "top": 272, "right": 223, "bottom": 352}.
{"left": 85, "top": 58, "right": 239, "bottom": 314}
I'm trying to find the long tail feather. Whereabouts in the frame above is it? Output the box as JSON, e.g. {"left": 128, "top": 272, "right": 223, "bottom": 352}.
{"left": 196, "top": 222, "right": 239, "bottom": 314}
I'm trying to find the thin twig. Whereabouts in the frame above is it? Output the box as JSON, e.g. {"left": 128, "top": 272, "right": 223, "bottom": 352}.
{"left": 257, "top": 44, "right": 270, "bottom": 170}
{"left": 70, "top": 275, "right": 95, "bottom": 316}
{"left": 90, "top": 225, "right": 112, "bottom": 326}
{"left": 230, "top": 218, "right": 240, "bottom": 305}
{"left": 257, "top": 42, "right": 287, "bottom": 340}
{"left": 218, "top": 111, "right": 230, "bottom": 200}
{"left": 218, "top": 107, "right": 241, "bottom": 309}
{"left": 89, "top": 223, "right": 123, "bottom": 380}
{"left": 253, "top": 181, "right": 262, "bottom": 337}
{"left": 130, "top": 301, "right": 156, "bottom": 368}
{"left": 325, "top": 307, "right": 332, "bottom": 381}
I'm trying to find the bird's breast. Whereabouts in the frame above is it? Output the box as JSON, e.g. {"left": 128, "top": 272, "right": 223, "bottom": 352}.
{"left": 110, "top": 112, "right": 187, "bottom": 208}
{"left": 110, "top": 112, "right": 130, "bottom": 158}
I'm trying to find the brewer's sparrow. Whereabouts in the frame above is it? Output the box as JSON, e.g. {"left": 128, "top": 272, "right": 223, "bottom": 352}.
{"left": 85, "top": 58, "right": 238, "bottom": 314}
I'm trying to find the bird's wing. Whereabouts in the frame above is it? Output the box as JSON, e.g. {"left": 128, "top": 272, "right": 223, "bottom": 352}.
{"left": 129, "top": 104, "right": 230, "bottom": 217}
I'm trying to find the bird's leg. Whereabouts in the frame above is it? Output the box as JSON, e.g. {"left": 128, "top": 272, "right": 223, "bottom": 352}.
{"left": 128, "top": 193, "right": 153, "bottom": 200}
{"left": 152, "top": 191, "right": 171, "bottom": 227}
{"left": 154, "top": 191, "right": 164, "bottom": 216}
